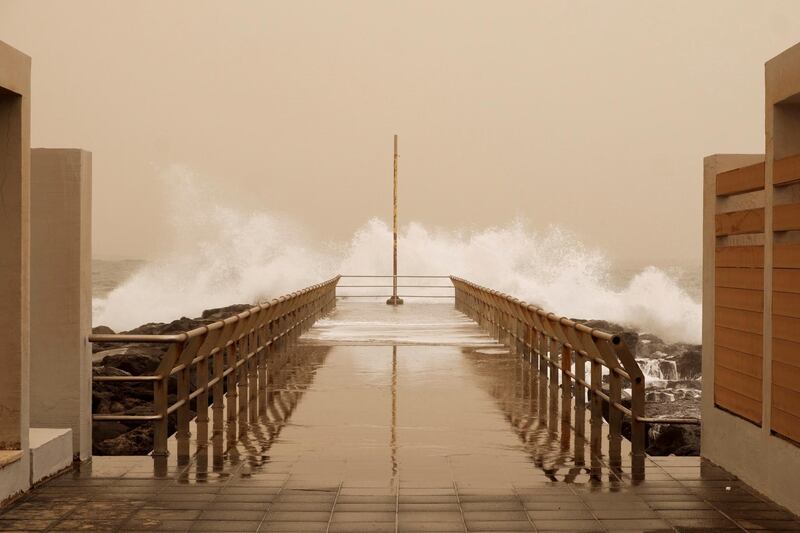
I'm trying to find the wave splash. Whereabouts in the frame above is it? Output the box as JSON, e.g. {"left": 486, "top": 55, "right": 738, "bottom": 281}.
{"left": 94, "top": 168, "right": 701, "bottom": 343}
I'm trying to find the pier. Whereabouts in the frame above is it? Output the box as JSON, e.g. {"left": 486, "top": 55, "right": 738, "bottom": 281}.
{"left": 2, "top": 284, "right": 799, "bottom": 531}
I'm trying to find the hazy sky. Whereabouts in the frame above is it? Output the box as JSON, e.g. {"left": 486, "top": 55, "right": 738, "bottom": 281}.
{"left": 2, "top": 1, "right": 800, "bottom": 266}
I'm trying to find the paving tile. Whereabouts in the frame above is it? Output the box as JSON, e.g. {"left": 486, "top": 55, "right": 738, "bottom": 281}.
{"left": 122, "top": 518, "right": 195, "bottom": 530}
{"left": 733, "top": 519, "right": 800, "bottom": 530}
{"left": 398, "top": 523, "right": 465, "bottom": 532}
{"left": 268, "top": 511, "right": 331, "bottom": 522}
{"left": 132, "top": 510, "right": 202, "bottom": 521}
{"left": 198, "top": 510, "right": 267, "bottom": 521}
{"left": 463, "top": 511, "right": 529, "bottom": 521}
{"left": 267, "top": 503, "right": 332, "bottom": 512}
{"left": 646, "top": 500, "right": 713, "bottom": 510}
{"left": 400, "top": 496, "right": 459, "bottom": 504}
{"left": 592, "top": 509, "right": 658, "bottom": 519}
{"left": 332, "top": 502, "right": 395, "bottom": 512}
{"left": 464, "top": 520, "right": 534, "bottom": 531}
{"left": 201, "top": 502, "right": 270, "bottom": 511}
{"left": 0, "top": 508, "right": 72, "bottom": 520}
{"left": 337, "top": 495, "right": 396, "bottom": 504}
{"left": 189, "top": 521, "right": 261, "bottom": 531}
{"left": 0, "top": 519, "right": 53, "bottom": 531}
{"left": 668, "top": 518, "right": 740, "bottom": 529}
{"left": 327, "top": 523, "right": 396, "bottom": 532}
{"left": 257, "top": 522, "right": 328, "bottom": 532}
{"left": 400, "top": 503, "right": 461, "bottom": 512}
{"left": 598, "top": 518, "right": 671, "bottom": 530}
{"left": 530, "top": 519, "right": 602, "bottom": 531}
{"left": 330, "top": 511, "right": 395, "bottom": 522}
{"left": 522, "top": 501, "right": 587, "bottom": 511}
{"left": 399, "top": 512, "right": 464, "bottom": 522}
{"left": 526, "top": 509, "right": 595, "bottom": 520}
{"left": 655, "top": 509, "right": 727, "bottom": 520}
{"left": 460, "top": 502, "right": 523, "bottom": 511}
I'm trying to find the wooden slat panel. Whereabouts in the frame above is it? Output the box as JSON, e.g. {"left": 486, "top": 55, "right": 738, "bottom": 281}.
{"left": 773, "top": 291, "right": 800, "bottom": 319}
{"left": 715, "top": 366, "right": 762, "bottom": 400}
{"left": 715, "top": 246, "right": 764, "bottom": 268}
{"left": 771, "top": 408, "right": 800, "bottom": 445}
{"left": 772, "top": 384, "right": 800, "bottom": 419}
{"left": 773, "top": 269, "right": 800, "bottom": 294}
{"left": 774, "top": 153, "right": 800, "bottom": 186}
{"left": 774, "top": 203, "right": 800, "bottom": 232}
{"left": 773, "top": 314, "right": 800, "bottom": 343}
{"left": 715, "top": 384, "right": 762, "bottom": 424}
{"left": 715, "top": 208, "right": 765, "bottom": 236}
{"left": 715, "top": 267, "right": 764, "bottom": 290}
{"left": 774, "top": 244, "right": 800, "bottom": 268}
{"left": 716, "top": 346, "right": 762, "bottom": 378}
{"left": 773, "top": 338, "right": 800, "bottom": 367}
{"left": 716, "top": 161, "right": 765, "bottom": 195}
{"left": 716, "top": 287, "right": 763, "bottom": 312}
{"left": 714, "top": 307, "right": 762, "bottom": 334}
{"left": 715, "top": 326, "right": 763, "bottom": 356}
{"left": 773, "top": 361, "right": 800, "bottom": 393}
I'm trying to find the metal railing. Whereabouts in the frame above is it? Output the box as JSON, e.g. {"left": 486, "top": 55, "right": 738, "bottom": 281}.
{"left": 89, "top": 277, "right": 339, "bottom": 457}
{"left": 451, "top": 276, "right": 648, "bottom": 479}
{"left": 336, "top": 275, "right": 454, "bottom": 299}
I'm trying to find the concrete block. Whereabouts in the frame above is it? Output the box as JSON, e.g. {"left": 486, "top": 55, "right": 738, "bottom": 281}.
{"left": 28, "top": 428, "right": 72, "bottom": 485}
{"left": 0, "top": 38, "right": 31, "bottom": 505}
{"left": 30, "top": 148, "right": 93, "bottom": 461}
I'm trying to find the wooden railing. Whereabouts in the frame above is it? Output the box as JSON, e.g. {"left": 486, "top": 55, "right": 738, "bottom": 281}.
{"left": 89, "top": 277, "right": 339, "bottom": 457}
{"left": 450, "top": 276, "right": 647, "bottom": 479}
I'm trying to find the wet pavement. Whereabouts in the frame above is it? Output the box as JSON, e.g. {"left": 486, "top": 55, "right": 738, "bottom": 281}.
{"left": 2, "top": 303, "right": 799, "bottom": 532}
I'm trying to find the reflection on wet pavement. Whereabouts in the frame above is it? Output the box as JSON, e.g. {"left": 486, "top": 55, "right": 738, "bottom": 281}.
{"left": 2, "top": 303, "right": 798, "bottom": 532}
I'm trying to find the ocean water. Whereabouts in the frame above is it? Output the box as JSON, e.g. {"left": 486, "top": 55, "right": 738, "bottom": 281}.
{"left": 91, "top": 169, "right": 701, "bottom": 342}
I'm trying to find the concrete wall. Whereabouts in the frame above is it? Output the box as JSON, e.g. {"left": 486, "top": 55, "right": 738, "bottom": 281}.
{"left": 0, "top": 39, "right": 32, "bottom": 504}
{"left": 30, "top": 149, "right": 92, "bottom": 461}
{"left": 702, "top": 40, "right": 800, "bottom": 517}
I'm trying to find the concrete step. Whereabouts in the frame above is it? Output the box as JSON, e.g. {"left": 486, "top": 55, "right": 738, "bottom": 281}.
{"left": 29, "top": 428, "right": 72, "bottom": 485}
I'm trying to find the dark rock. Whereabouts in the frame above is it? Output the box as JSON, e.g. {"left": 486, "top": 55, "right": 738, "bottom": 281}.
{"left": 647, "top": 424, "right": 701, "bottom": 456}
{"left": 92, "top": 421, "right": 129, "bottom": 443}
{"left": 201, "top": 303, "right": 253, "bottom": 320}
{"left": 97, "top": 344, "right": 167, "bottom": 375}
{"left": 91, "top": 365, "right": 131, "bottom": 377}
{"left": 671, "top": 346, "right": 701, "bottom": 380}
{"left": 92, "top": 325, "right": 115, "bottom": 335}
{"left": 573, "top": 319, "right": 639, "bottom": 354}
{"left": 124, "top": 316, "right": 214, "bottom": 336}
{"left": 93, "top": 425, "right": 154, "bottom": 455}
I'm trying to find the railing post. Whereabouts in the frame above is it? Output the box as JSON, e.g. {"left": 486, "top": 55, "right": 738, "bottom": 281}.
{"left": 226, "top": 342, "right": 238, "bottom": 423}
{"left": 152, "top": 375, "right": 169, "bottom": 457}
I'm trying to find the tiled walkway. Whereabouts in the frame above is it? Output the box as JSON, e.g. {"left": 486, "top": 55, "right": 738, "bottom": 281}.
{"left": 1, "top": 304, "right": 798, "bottom": 532}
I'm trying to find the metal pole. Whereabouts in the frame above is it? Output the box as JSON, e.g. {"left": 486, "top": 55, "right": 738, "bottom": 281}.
{"left": 387, "top": 134, "right": 403, "bottom": 305}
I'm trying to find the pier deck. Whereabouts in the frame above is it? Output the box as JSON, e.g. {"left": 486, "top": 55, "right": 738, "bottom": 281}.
{"left": 2, "top": 304, "right": 798, "bottom": 532}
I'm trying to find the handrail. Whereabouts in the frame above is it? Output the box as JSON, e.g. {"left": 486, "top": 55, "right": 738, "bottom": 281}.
{"left": 336, "top": 274, "right": 455, "bottom": 299}
{"left": 450, "top": 276, "right": 647, "bottom": 479}
{"left": 339, "top": 274, "right": 451, "bottom": 278}
{"left": 91, "top": 276, "right": 340, "bottom": 457}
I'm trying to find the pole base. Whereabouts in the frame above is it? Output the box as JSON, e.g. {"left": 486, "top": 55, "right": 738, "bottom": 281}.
{"left": 386, "top": 296, "right": 404, "bottom": 305}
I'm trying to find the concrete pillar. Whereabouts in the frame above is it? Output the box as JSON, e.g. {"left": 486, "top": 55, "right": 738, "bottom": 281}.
{"left": 30, "top": 149, "right": 92, "bottom": 461}
{"left": 0, "top": 39, "right": 31, "bottom": 503}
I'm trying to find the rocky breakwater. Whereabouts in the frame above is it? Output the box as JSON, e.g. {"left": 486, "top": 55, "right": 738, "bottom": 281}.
{"left": 578, "top": 320, "right": 702, "bottom": 456}
{"left": 91, "top": 304, "right": 252, "bottom": 455}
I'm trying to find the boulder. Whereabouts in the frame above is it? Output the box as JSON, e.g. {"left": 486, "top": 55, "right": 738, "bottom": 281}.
{"left": 647, "top": 423, "right": 701, "bottom": 456}
{"left": 201, "top": 303, "right": 253, "bottom": 320}
{"left": 93, "top": 425, "right": 154, "bottom": 455}
{"left": 573, "top": 319, "right": 639, "bottom": 353}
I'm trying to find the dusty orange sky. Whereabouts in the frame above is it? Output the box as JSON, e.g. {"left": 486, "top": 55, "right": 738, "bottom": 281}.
{"left": 2, "top": 0, "right": 800, "bottom": 266}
